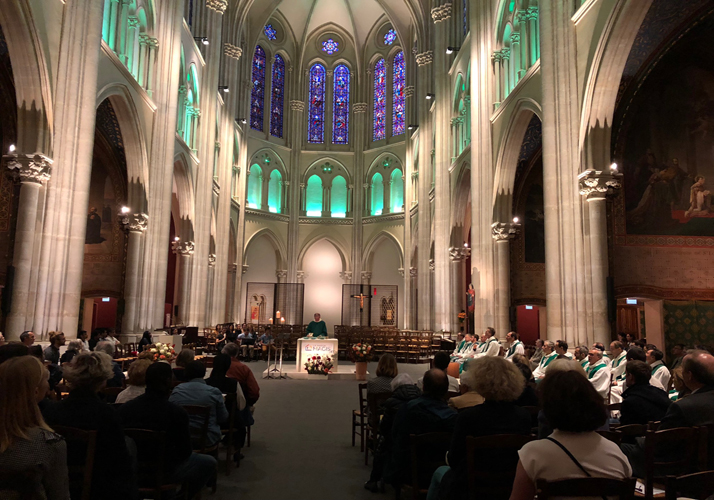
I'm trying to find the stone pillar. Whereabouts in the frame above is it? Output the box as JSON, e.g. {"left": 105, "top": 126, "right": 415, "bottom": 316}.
{"left": 510, "top": 33, "right": 521, "bottom": 85}
{"left": 4, "top": 154, "right": 52, "bottom": 340}
{"left": 287, "top": 98, "right": 305, "bottom": 281}
{"left": 174, "top": 240, "right": 195, "bottom": 324}
{"left": 361, "top": 271, "right": 372, "bottom": 286}
{"left": 117, "top": 0, "right": 131, "bottom": 64}
{"left": 579, "top": 169, "right": 622, "bottom": 347}
{"left": 276, "top": 270, "right": 287, "bottom": 284}
{"left": 528, "top": 6, "right": 539, "bottom": 66}
{"left": 146, "top": 37, "right": 158, "bottom": 97}
{"left": 492, "top": 52, "right": 502, "bottom": 107}
{"left": 491, "top": 222, "right": 519, "bottom": 343}
{"left": 127, "top": 16, "right": 140, "bottom": 77}
{"left": 206, "top": 253, "right": 216, "bottom": 324}
{"left": 119, "top": 213, "right": 149, "bottom": 336}
{"left": 448, "top": 246, "right": 470, "bottom": 334}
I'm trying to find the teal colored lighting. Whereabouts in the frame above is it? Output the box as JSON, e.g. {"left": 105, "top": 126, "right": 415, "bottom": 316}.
{"left": 306, "top": 175, "right": 323, "bottom": 217}
{"left": 268, "top": 170, "right": 282, "bottom": 213}
{"left": 331, "top": 176, "right": 347, "bottom": 218}
{"left": 390, "top": 169, "right": 404, "bottom": 213}
{"left": 371, "top": 172, "right": 384, "bottom": 216}
{"left": 247, "top": 164, "right": 262, "bottom": 209}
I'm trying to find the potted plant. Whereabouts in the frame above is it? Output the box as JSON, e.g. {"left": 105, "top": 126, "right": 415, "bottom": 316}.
{"left": 349, "top": 343, "right": 373, "bottom": 380}
{"left": 139, "top": 343, "right": 177, "bottom": 364}
{"left": 304, "top": 355, "right": 333, "bottom": 377}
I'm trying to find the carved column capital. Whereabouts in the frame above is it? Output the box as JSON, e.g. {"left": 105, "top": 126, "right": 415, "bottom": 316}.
{"left": 339, "top": 271, "right": 353, "bottom": 281}
{"left": 449, "top": 246, "right": 471, "bottom": 261}
{"left": 353, "top": 102, "right": 368, "bottom": 113}
{"left": 491, "top": 222, "right": 520, "bottom": 241}
{"left": 361, "top": 271, "right": 372, "bottom": 281}
{"left": 120, "top": 212, "right": 149, "bottom": 232}
{"left": 5, "top": 153, "right": 53, "bottom": 184}
{"left": 429, "top": 259, "right": 435, "bottom": 271}
{"left": 405, "top": 85, "right": 415, "bottom": 97}
{"left": 229, "top": 263, "right": 238, "bottom": 273}
{"left": 206, "top": 0, "right": 227, "bottom": 14}
{"left": 409, "top": 267, "right": 418, "bottom": 278}
{"left": 416, "top": 51, "right": 434, "bottom": 66}
{"left": 224, "top": 43, "right": 242, "bottom": 60}
{"left": 172, "top": 240, "right": 195, "bottom": 255}
{"left": 290, "top": 100, "right": 305, "bottom": 112}
{"left": 431, "top": 3, "right": 452, "bottom": 22}
{"left": 242, "top": 264, "right": 249, "bottom": 274}
{"left": 276, "top": 270, "right": 288, "bottom": 279}
{"left": 578, "top": 169, "right": 623, "bottom": 201}
{"left": 208, "top": 254, "right": 217, "bottom": 267}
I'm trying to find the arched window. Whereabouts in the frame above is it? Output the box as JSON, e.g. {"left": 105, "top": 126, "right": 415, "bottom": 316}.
{"left": 268, "top": 170, "right": 282, "bottom": 213}
{"left": 392, "top": 51, "right": 406, "bottom": 137}
{"left": 371, "top": 172, "right": 384, "bottom": 216}
{"left": 390, "top": 169, "right": 404, "bottom": 213}
{"left": 250, "top": 45, "right": 267, "bottom": 131}
{"left": 331, "top": 176, "right": 347, "bottom": 218}
{"left": 306, "top": 175, "right": 323, "bottom": 216}
{"left": 373, "top": 58, "right": 387, "bottom": 141}
{"left": 332, "top": 64, "right": 350, "bottom": 145}
{"left": 247, "top": 164, "right": 262, "bottom": 209}
{"left": 270, "top": 54, "right": 285, "bottom": 138}
{"left": 308, "top": 64, "right": 326, "bottom": 144}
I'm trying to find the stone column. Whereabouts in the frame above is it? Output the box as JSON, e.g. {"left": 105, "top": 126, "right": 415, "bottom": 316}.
{"left": 351, "top": 102, "right": 368, "bottom": 286}
{"left": 492, "top": 52, "right": 502, "bottom": 107}
{"left": 174, "top": 240, "right": 195, "bottom": 325}
{"left": 4, "top": 154, "right": 52, "bottom": 340}
{"left": 517, "top": 10, "right": 529, "bottom": 77}
{"left": 510, "top": 33, "right": 521, "bottom": 85}
{"left": 448, "top": 246, "right": 470, "bottom": 334}
{"left": 579, "top": 169, "right": 622, "bottom": 347}
{"left": 117, "top": 0, "right": 131, "bottom": 64}
{"left": 491, "top": 222, "right": 519, "bottom": 343}
{"left": 287, "top": 98, "right": 305, "bottom": 281}
{"left": 361, "top": 271, "right": 372, "bottom": 286}
{"left": 119, "top": 213, "right": 149, "bottom": 336}
{"left": 528, "top": 7, "right": 539, "bottom": 66}
{"left": 138, "top": 34, "right": 150, "bottom": 89}
{"left": 206, "top": 253, "right": 216, "bottom": 324}
{"left": 127, "top": 16, "right": 140, "bottom": 77}
{"left": 276, "top": 270, "right": 287, "bottom": 284}
{"left": 146, "top": 37, "right": 159, "bottom": 97}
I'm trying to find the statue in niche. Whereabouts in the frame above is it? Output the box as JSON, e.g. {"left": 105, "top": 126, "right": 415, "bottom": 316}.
{"left": 250, "top": 294, "right": 267, "bottom": 324}
{"left": 685, "top": 176, "right": 712, "bottom": 217}
{"left": 85, "top": 207, "right": 105, "bottom": 244}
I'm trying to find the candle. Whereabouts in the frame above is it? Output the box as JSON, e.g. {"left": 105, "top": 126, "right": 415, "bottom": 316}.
{"left": 269, "top": 318, "right": 273, "bottom": 324}
{"left": 276, "top": 310, "right": 281, "bottom": 319}
{"left": 281, "top": 317, "right": 285, "bottom": 323}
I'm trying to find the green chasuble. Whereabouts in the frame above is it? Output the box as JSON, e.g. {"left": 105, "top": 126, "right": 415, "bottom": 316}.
{"left": 306, "top": 320, "right": 328, "bottom": 337}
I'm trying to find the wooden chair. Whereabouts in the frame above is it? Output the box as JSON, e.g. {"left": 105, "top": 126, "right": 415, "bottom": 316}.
{"left": 181, "top": 405, "right": 218, "bottom": 493}
{"left": 0, "top": 467, "right": 41, "bottom": 500}
{"left": 640, "top": 427, "right": 707, "bottom": 500}
{"left": 52, "top": 426, "right": 97, "bottom": 500}
{"left": 123, "top": 428, "right": 185, "bottom": 499}
{"left": 364, "top": 391, "right": 393, "bottom": 465}
{"left": 665, "top": 470, "right": 714, "bottom": 500}
{"left": 536, "top": 477, "right": 636, "bottom": 499}
{"left": 221, "top": 393, "right": 238, "bottom": 475}
{"left": 352, "top": 382, "right": 368, "bottom": 451}
{"left": 405, "top": 432, "right": 452, "bottom": 500}
{"left": 466, "top": 434, "right": 536, "bottom": 500}
{"left": 100, "top": 386, "right": 123, "bottom": 403}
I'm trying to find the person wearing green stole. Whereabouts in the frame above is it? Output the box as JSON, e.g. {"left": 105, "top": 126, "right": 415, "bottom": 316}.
{"left": 532, "top": 341, "right": 558, "bottom": 381}
{"left": 451, "top": 333, "right": 475, "bottom": 362}
{"left": 646, "top": 348, "right": 671, "bottom": 389}
{"left": 474, "top": 327, "right": 500, "bottom": 358}
{"left": 305, "top": 313, "right": 328, "bottom": 337}
{"left": 586, "top": 348, "right": 611, "bottom": 399}
{"left": 503, "top": 331, "right": 524, "bottom": 361}
{"left": 574, "top": 345, "right": 589, "bottom": 371}
{"left": 609, "top": 341, "right": 628, "bottom": 382}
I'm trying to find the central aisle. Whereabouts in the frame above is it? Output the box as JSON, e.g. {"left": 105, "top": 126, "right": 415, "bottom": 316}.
{"left": 214, "top": 361, "right": 429, "bottom": 500}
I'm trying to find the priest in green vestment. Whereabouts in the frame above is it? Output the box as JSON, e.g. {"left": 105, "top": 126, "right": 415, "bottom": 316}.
{"left": 306, "top": 313, "right": 328, "bottom": 337}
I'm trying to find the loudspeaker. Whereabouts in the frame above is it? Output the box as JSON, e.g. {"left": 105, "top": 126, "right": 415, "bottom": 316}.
{"left": 607, "top": 277, "right": 616, "bottom": 323}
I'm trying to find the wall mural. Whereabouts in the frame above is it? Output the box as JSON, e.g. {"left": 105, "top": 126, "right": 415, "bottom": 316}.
{"left": 617, "top": 12, "right": 714, "bottom": 236}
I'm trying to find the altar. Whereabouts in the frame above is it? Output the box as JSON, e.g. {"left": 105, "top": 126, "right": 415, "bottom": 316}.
{"left": 296, "top": 338, "right": 339, "bottom": 373}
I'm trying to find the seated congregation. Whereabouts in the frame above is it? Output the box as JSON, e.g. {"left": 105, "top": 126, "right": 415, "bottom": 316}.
{"left": 357, "top": 331, "right": 714, "bottom": 500}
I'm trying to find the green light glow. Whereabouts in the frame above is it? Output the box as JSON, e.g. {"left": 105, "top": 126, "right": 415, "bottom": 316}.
{"left": 390, "top": 169, "right": 404, "bottom": 213}
{"left": 247, "top": 164, "right": 262, "bottom": 209}
{"left": 371, "top": 172, "right": 384, "bottom": 216}
{"left": 268, "top": 170, "right": 282, "bottom": 213}
{"left": 331, "top": 176, "right": 347, "bottom": 218}
{"left": 306, "top": 175, "right": 323, "bottom": 217}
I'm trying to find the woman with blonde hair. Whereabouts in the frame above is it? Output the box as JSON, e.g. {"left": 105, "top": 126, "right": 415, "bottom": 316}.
{"left": 367, "top": 353, "right": 398, "bottom": 395}
{"left": 116, "top": 359, "right": 152, "bottom": 404}
{"left": 0, "top": 356, "right": 69, "bottom": 499}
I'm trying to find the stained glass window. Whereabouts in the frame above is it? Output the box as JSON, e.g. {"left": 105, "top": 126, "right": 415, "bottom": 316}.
{"left": 270, "top": 54, "right": 285, "bottom": 138}
{"left": 250, "top": 45, "right": 266, "bottom": 131}
{"left": 463, "top": 0, "right": 468, "bottom": 36}
{"left": 392, "top": 51, "right": 406, "bottom": 136}
{"left": 307, "top": 64, "right": 326, "bottom": 144}
{"left": 332, "top": 64, "right": 350, "bottom": 145}
{"left": 264, "top": 24, "right": 277, "bottom": 40}
{"left": 322, "top": 38, "right": 339, "bottom": 55}
{"left": 384, "top": 28, "right": 398, "bottom": 45}
{"left": 373, "top": 58, "right": 386, "bottom": 141}
{"left": 331, "top": 176, "right": 347, "bottom": 218}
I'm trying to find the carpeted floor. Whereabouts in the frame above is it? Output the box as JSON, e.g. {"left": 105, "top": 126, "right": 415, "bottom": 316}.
{"left": 212, "top": 361, "right": 430, "bottom": 500}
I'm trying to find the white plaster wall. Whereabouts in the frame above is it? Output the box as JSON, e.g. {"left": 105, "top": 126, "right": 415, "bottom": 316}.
{"left": 240, "top": 235, "right": 278, "bottom": 321}
{"left": 302, "top": 239, "right": 343, "bottom": 333}
{"left": 369, "top": 238, "right": 405, "bottom": 326}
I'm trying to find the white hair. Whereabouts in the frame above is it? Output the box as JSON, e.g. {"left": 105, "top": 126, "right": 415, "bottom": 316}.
{"left": 94, "top": 341, "right": 115, "bottom": 356}
{"left": 391, "top": 373, "right": 415, "bottom": 391}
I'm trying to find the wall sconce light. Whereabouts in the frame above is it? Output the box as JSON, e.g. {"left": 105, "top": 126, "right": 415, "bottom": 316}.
{"left": 407, "top": 124, "right": 418, "bottom": 130}
{"left": 446, "top": 46, "right": 460, "bottom": 54}
{"left": 425, "top": 93, "right": 435, "bottom": 100}
{"left": 194, "top": 37, "right": 209, "bottom": 46}
{"left": 8, "top": 144, "right": 15, "bottom": 153}
{"left": 513, "top": 216, "right": 519, "bottom": 223}
{"left": 610, "top": 162, "right": 618, "bottom": 171}
{"left": 219, "top": 86, "right": 229, "bottom": 93}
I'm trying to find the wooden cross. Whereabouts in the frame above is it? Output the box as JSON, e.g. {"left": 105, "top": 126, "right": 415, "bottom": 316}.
{"left": 351, "top": 292, "right": 372, "bottom": 312}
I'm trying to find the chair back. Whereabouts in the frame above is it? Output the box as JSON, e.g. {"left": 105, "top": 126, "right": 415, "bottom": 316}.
{"left": 0, "top": 467, "right": 40, "bottom": 500}
{"left": 52, "top": 426, "right": 97, "bottom": 500}
{"left": 357, "top": 382, "right": 368, "bottom": 413}
{"left": 536, "top": 477, "right": 636, "bottom": 499}
{"left": 182, "top": 404, "right": 212, "bottom": 452}
{"left": 642, "top": 427, "right": 707, "bottom": 499}
{"left": 466, "top": 434, "right": 536, "bottom": 500}
{"left": 409, "top": 432, "right": 452, "bottom": 496}
{"left": 665, "top": 470, "right": 714, "bottom": 500}
{"left": 366, "top": 391, "right": 393, "bottom": 430}
{"left": 123, "top": 429, "right": 169, "bottom": 490}
{"left": 596, "top": 430, "right": 623, "bottom": 446}
{"left": 100, "top": 386, "right": 123, "bottom": 403}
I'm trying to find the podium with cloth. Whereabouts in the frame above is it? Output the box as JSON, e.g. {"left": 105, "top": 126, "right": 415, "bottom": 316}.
{"left": 296, "top": 338, "right": 339, "bottom": 373}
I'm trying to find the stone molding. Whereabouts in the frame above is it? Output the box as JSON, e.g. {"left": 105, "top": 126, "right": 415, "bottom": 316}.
{"left": 276, "top": 270, "right": 288, "bottom": 279}
{"left": 491, "top": 222, "right": 520, "bottom": 241}
{"left": 409, "top": 267, "right": 418, "bottom": 278}
{"left": 242, "top": 264, "right": 249, "bottom": 274}
{"left": 339, "top": 271, "right": 353, "bottom": 281}
{"left": 173, "top": 240, "right": 195, "bottom": 255}
{"left": 5, "top": 153, "right": 52, "bottom": 184}
{"left": 208, "top": 254, "right": 217, "bottom": 267}
{"left": 431, "top": 3, "right": 452, "bottom": 22}
{"left": 429, "top": 259, "right": 435, "bottom": 271}
{"left": 353, "top": 102, "right": 368, "bottom": 113}
{"left": 229, "top": 263, "right": 238, "bottom": 273}
{"left": 578, "top": 169, "right": 623, "bottom": 201}
{"left": 206, "top": 0, "right": 227, "bottom": 14}
{"left": 448, "top": 246, "right": 471, "bottom": 261}
{"left": 361, "top": 271, "right": 372, "bottom": 281}
{"left": 224, "top": 43, "right": 242, "bottom": 60}
{"left": 120, "top": 212, "right": 149, "bottom": 232}
{"left": 405, "top": 86, "right": 415, "bottom": 97}
{"left": 416, "top": 51, "right": 434, "bottom": 66}
{"left": 290, "top": 100, "right": 305, "bottom": 112}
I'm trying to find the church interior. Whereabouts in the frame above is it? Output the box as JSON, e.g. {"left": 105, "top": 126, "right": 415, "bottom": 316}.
{"left": 1, "top": 0, "right": 714, "bottom": 498}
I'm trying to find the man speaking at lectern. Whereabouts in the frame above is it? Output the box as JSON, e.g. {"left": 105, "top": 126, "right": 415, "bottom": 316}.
{"left": 306, "top": 313, "right": 328, "bottom": 338}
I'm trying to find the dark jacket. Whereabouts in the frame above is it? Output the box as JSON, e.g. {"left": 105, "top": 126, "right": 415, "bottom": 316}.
{"left": 442, "top": 401, "right": 532, "bottom": 499}
{"left": 620, "top": 383, "right": 671, "bottom": 426}
{"left": 118, "top": 390, "right": 193, "bottom": 473}
{"left": 659, "top": 385, "right": 714, "bottom": 467}
{"left": 107, "top": 361, "right": 126, "bottom": 388}
{"left": 379, "top": 384, "right": 422, "bottom": 444}
{"left": 42, "top": 388, "right": 136, "bottom": 500}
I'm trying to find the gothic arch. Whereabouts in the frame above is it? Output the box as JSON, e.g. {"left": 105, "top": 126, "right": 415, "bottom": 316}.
{"left": 363, "top": 231, "right": 404, "bottom": 271}
{"left": 451, "top": 161, "right": 471, "bottom": 229}
{"left": 297, "top": 233, "right": 350, "bottom": 272}
{"left": 249, "top": 148, "right": 287, "bottom": 180}
{"left": 303, "top": 157, "right": 352, "bottom": 186}
{"left": 492, "top": 99, "right": 542, "bottom": 223}
{"left": 243, "top": 227, "right": 287, "bottom": 270}
{"left": 366, "top": 151, "right": 404, "bottom": 182}
{"left": 172, "top": 153, "right": 196, "bottom": 226}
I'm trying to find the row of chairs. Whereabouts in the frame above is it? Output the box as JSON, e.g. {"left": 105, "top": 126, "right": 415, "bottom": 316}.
{"left": 336, "top": 330, "right": 446, "bottom": 363}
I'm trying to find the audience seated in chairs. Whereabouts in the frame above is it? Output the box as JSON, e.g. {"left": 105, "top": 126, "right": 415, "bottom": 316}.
{"left": 137, "top": 331, "right": 152, "bottom": 352}
{"left": 224, "top": 343, "right": 261, "bottom": 406}
{"left": 43, "top": 331, "right": 66, "bottom": 367}
{"left": 446, "top": 360, "right": 484, "bottom": 411}
{"left": 431, "top": 356, "right": 532, "bottom": 499}
{"left": 386, "top": 368, "right": 457, "bottom": 489}
{"left": 237, "top": 327, "right": 257, "bottom": 361}
{"left": 60, "top": 339, "right": 83, "bottom": 366}
{"left": 118, "top": 362, "right": 217, "bottom": 499}
{"left": 511, "top": 354, "right": 539, "bottom": 407}
{"left": 116, "top": 359, "right": 152, "bottom": 404}
{"left": 169, "top": 360, "right": 228, "bottom": 449}
{"left": 364, "top": 373, "right": 422, "bottom": 493}
{"left": 368, "top": 353, "right": 398, "bottom": 396}
{"left": 42, "top": 351, "right": 136, "bottom": 500}
{"left": 173, "top": 348, "right": 195, "bottom": 383}
{"left": 420, "top": 351, "right": 459, "bottom": 393}
{"left": 669, "top": 366, "right": 692, "bottom": 402}
{"left": 29, "top": 345, "right": 63, "bottom": 391}
{"left": 207, "top": 353, "right": 248, "bottom": 463}
{"left": 510, "top": 370, "right": 631, "bottom": 500}
{"left": 0, "top": 356, "right": 69, "bottom": 500}
{"left": 619, "top": 360, "right": 671, "bottom": 426}
{"left": 0, "top": 342, "right": 29, "bottom": 365}
{"left": 93, "top": 341, "right": 126, "bottom": 388}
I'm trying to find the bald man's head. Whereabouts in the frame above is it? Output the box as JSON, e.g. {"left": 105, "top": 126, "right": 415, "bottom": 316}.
{"left": 682, "top": 350, "right": 714, "bottom": 391}
{"left": 422, "top": 368, "right": 449, "bottom": 400}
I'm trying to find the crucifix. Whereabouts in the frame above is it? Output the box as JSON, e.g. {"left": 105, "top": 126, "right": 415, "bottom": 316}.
{"left": 351, "top": 291, "right": 372, "bottom": 313}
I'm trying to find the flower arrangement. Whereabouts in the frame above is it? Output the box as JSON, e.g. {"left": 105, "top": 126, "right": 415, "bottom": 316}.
{"left": 349, "top": 343, "right": 373, "bottom": 363}
{"left": 142, "top": 342, "right": 176, "bottom": 363}
{"left": 458, "top": 311, "right": 466, "bottom": 324}
{"left": 304, "top": 355, "right": 333, "bottom": 375}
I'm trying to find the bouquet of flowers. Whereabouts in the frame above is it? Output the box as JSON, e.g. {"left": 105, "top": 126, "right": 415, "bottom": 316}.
{"left": 143, "top": 342, "right": 176, "bottom": 363}
{"left": 349, "top": 343, "right": 373, "bottom": 363}
{"left": 304, "top": 355, "right": 333, "bottom": 375}
{"left": 458, "top": 311, "right": 466, "bottom": 324}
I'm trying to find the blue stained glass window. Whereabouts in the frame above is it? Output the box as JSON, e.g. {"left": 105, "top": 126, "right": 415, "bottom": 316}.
{"left": 250, "top": 45, "right": 266, "bottom": 131}
{"left": 322, "top": 38, "right": 339, "bottom": 55}
{"left": 463, "top": 1, "right": 468, "bottom": 36}
{"left": 264, "top": 24, "right": 277, "bottom": 40}
{"left": 384, "top": 28, "right": 398, "bottom": 45}
{"left": 332, "top": 64, "right": 350, "bottom": 145}
{"left": 392, "top": 51, "right": 406, "bottom": 136}
{"left": 373, "top": 58, "right": 386, "bottom": 141}
{"left": 307, "top": 64, "right": 326, "bottom": 144}
{"left": 270, "top": 54, "right": 285, "bottom": 138}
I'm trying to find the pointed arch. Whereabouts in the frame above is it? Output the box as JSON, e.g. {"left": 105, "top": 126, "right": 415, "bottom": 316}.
{"left": 392, "top": 50, "right": 406, "bottom": 136}
{"left": 307, "top": 63, "right": 326, "bottom": 144}
{"left": 270, "top": 53, "right": 285, "bottom": 138}
{"left": 332, "top": 63, "right": 350, "bottom": 144}
{"left": 250, "top": 45, "right": 267, "bottom": 131}
{"left": 363, "top": 231, "right": 405, "bottom": 271}
{"left": 297, "top": 234, "right": 350, "bottom": 272}
{"left": 373, "top": 57, "right": 387, "bottom": 141}
{"left": 243, "top": 227, "right": 287, "bottom": 270}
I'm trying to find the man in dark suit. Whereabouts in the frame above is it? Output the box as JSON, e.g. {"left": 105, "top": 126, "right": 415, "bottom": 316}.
{"left": 620, "top": 360, "right": 671, "bottom": 426}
